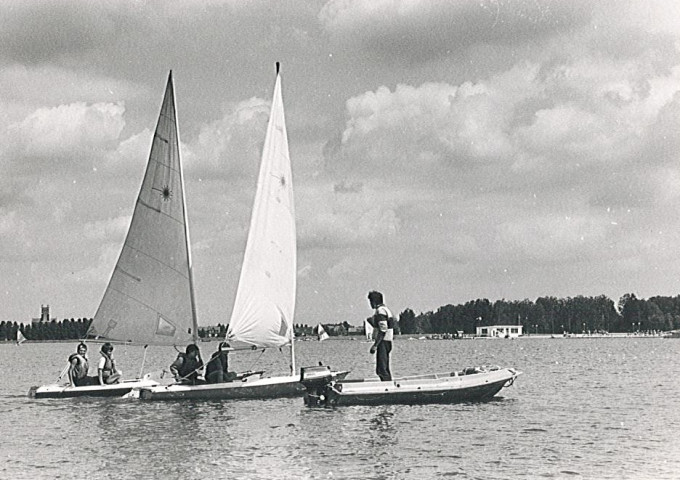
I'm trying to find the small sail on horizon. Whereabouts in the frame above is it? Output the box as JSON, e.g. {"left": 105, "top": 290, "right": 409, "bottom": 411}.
{"left": 316, "top": 324, "right": 329, "bottom": 342}
{"left": 87, "top": 71, "right": 199, "bottom": 347}
{"left": 16, "top": 329, "right": 26, "bottom": 345}
{"left": 227, "top": 66, "right": 296, "bottom": 352}
{"left": 364, "top": 319, "right": 374, "bottom": 341}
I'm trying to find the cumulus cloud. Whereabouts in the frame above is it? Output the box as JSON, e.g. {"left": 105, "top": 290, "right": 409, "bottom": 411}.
{"left": 186, "top": 97, "right": 269, "bottom": 179}
{"left": 328, "top": 52, "right": 680, "bottom": 192}
{"left": 5, "top": 101, "right": 125, "bottom": 165}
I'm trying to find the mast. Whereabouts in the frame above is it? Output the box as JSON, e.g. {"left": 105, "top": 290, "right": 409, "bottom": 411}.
{"left": 171, "top": 70, "right": 200, "bottom": 344}
{"left": 277, "top": 61, "right": 295, "bottom": 376}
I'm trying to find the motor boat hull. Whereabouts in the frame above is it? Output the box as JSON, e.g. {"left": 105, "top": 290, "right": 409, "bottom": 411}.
{"left": 305, "top": 367, "right": 521, "bottom": 407}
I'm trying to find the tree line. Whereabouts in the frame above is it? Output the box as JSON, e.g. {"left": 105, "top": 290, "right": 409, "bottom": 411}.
{"left": 0, "top": 318, "right": 93, "bottom": 342}
{"left": 3, "top": 292, "right": 678, "bottom": 341}
{"left": 397, "top": 293, "right": 679, "bottom": 335}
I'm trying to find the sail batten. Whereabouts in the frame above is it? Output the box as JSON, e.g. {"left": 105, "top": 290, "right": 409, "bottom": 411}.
{"left": 88, "top": 72, "right": 197, "bottom": 347}
{"left": 227, "top": 70, "right": 296, "bottom": 350}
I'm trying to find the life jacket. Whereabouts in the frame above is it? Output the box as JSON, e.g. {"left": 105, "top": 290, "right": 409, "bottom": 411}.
{"left": 206, "top": 352, "right": 228, "bottom": 378}
{"left": 69, "top": 353, "right": 89, "bottom": 379}
{"left": 175, "top": 352, "right": 202, "bottom": 379}
{"left": 375, "top": 305, "right": 395, "bottom": 342}
{"left": 100, "top": 353, "right": 116, "bottom": 378}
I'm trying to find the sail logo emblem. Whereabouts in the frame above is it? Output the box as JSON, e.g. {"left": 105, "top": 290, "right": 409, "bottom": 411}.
{"left": 156, "top": 315, "right": 177, "bottom": 336}
{"left": 161, "top": 185, "right": 173, "bottom": 201}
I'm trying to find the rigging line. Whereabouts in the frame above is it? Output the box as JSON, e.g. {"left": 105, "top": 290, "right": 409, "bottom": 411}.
{"left": 56, "top": 362, "right": 71, "bottom": 382}
{"left": 138, "top": 345, "right": 149, "bottom": 379}
{"left": 245, "top": 348, "right": 266, "bottom": 372}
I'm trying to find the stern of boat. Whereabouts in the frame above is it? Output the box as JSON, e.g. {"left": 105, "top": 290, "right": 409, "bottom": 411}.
{"left": 301, "top": 365, "right": 349, "bottom": 406}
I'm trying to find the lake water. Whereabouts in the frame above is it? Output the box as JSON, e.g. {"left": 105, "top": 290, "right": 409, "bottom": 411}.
{"left": 1, "top": 337, "right": 679, "bottom": 479}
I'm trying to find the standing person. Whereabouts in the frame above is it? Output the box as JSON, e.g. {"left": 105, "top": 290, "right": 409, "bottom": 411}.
{"left": 205, "top": 342, "right": 237, "bottom": 384}
{"left": 68, "top": 342, "right": 91, "bottom": 387}
{"left": 367, "top": 290, "right": 395, "bottom": 381}
{"left": 170, "top": 344, "right": 204, "bottom": 385}
{"left": 98, "top": 343, "right": 122, "bottom": 385}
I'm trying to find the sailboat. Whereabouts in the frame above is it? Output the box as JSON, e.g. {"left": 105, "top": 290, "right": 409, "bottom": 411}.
{"left": 135, "top": 64, "right": 346, "bottom": 401}
{"left": 364, "top": 319, "right": 374, "bottom": 342}
{"left": 316, "top": 324, "right": 330, "bottom": 341}
{"left": 29, "top": 71, "right": 198, "bottom": 399}
{"left": 16, "top": 329, "right": 26, "bottom": 346}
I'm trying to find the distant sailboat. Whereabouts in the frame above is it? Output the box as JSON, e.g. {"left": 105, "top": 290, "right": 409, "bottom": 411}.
{"left": 16, "top": 329, "right": 26, "bottom": 346}
{"left": 316, "top": 324, "right": 330, "bottom": 342}
{"left": 30, "top": 71, "right": 197, "bottom": 398}
{"left": 364, "top": 319, "right": 374, "bottom": 342}
{"left": 135, "top": 64, "right": 347, "bottom": 401}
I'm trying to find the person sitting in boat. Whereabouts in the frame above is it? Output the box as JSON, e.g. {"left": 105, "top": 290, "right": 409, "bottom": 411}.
{"left": 68, "top": 342, "right": 92, "bottom": 387}
{"left": 205, "top": 342, "right": 238, "bottom": 384}
{"left": 170, "top": 344, "right": 205, "bottom": 385}
{"left": 367, "top": 290, "right": 395, "bottom": 381}
{"left": 98, "top": 343, "right": 122, "bottom": 385}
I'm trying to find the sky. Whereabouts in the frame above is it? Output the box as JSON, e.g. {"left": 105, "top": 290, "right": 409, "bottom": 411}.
{"left": 1, "top": 0, "right": 679, "bottom": 327}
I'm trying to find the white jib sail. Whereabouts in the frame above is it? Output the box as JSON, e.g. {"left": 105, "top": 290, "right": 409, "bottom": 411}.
{"left": 227, "top": 69, "right": 296, "bottom": 350}
{"left": 88, "top": 71, "right": 198, "bottom": 346}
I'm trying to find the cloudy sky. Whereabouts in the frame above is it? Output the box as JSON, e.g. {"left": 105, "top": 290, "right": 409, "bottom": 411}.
{"left": 1, "top": 0, "right": 679, "bottom": 327}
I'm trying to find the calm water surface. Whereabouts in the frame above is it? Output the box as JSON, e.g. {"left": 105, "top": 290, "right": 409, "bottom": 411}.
{"left": 1, "top": 337, "right": 679, "bottom": 479}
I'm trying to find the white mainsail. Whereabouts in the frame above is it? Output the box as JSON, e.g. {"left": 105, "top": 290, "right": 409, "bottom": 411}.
{"left": 16, "top": 329, "right": 26, "bottom": 345}
{"left": 364, "top": 319, "right": 374, "bottom": 341}
{"left": 88, "top": 71, "right": 198, "bottom": 346}
{"left": 227, "top": 65, "right": 296, "bottom": 352}
{"left": 316, "top": 324, "right": 329, "bottom": 342}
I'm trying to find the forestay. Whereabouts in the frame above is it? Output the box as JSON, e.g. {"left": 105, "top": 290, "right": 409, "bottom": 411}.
{"left": 227, "top": 70, "right": 296, "bottom": 349}
{"left": 88, "top": 72, "right": 198, "bottom": 346}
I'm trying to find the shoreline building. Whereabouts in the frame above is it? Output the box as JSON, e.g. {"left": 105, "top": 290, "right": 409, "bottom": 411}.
{"left": 476, "top": 325, "right": 523, "bottom": 338}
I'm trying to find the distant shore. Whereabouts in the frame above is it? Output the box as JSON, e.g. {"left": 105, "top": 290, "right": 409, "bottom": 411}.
{"left": 3, "top": 331, "right": 670, "bottom": 345}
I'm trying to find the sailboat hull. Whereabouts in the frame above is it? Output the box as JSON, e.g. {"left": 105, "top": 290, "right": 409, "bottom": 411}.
{"left": 135, "top": 375, "right": 306, "bottom": 401}
{"left": 132, "top": 365, "right": 350, "bottom": 401}
{"left": 28, "top": 378, "right": 159, "bottom": 399}
{"left": 305, "top": 367, "right": 521, "bottom": 407}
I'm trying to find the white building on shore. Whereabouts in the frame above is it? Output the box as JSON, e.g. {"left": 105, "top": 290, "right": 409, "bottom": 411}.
{"left": 476, "top": 325, "right": 523, "bottom": 338}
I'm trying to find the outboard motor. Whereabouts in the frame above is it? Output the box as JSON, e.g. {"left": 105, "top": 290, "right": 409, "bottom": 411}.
{"left": 300, "top": 365, "right": 335, "bottom": 406}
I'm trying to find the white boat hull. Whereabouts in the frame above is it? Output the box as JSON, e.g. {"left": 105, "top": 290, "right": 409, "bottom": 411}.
{"left": 305, "top": 367, "right": 521, "bottom": 406}
{"left": 28, "top": 378, "right": 159, "bottom": 399}
{"left": 130, "top": 365, "right": 349, "bottom": 401}
{"left": 134, "top": 374, "right": 305, "bottom": 401}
